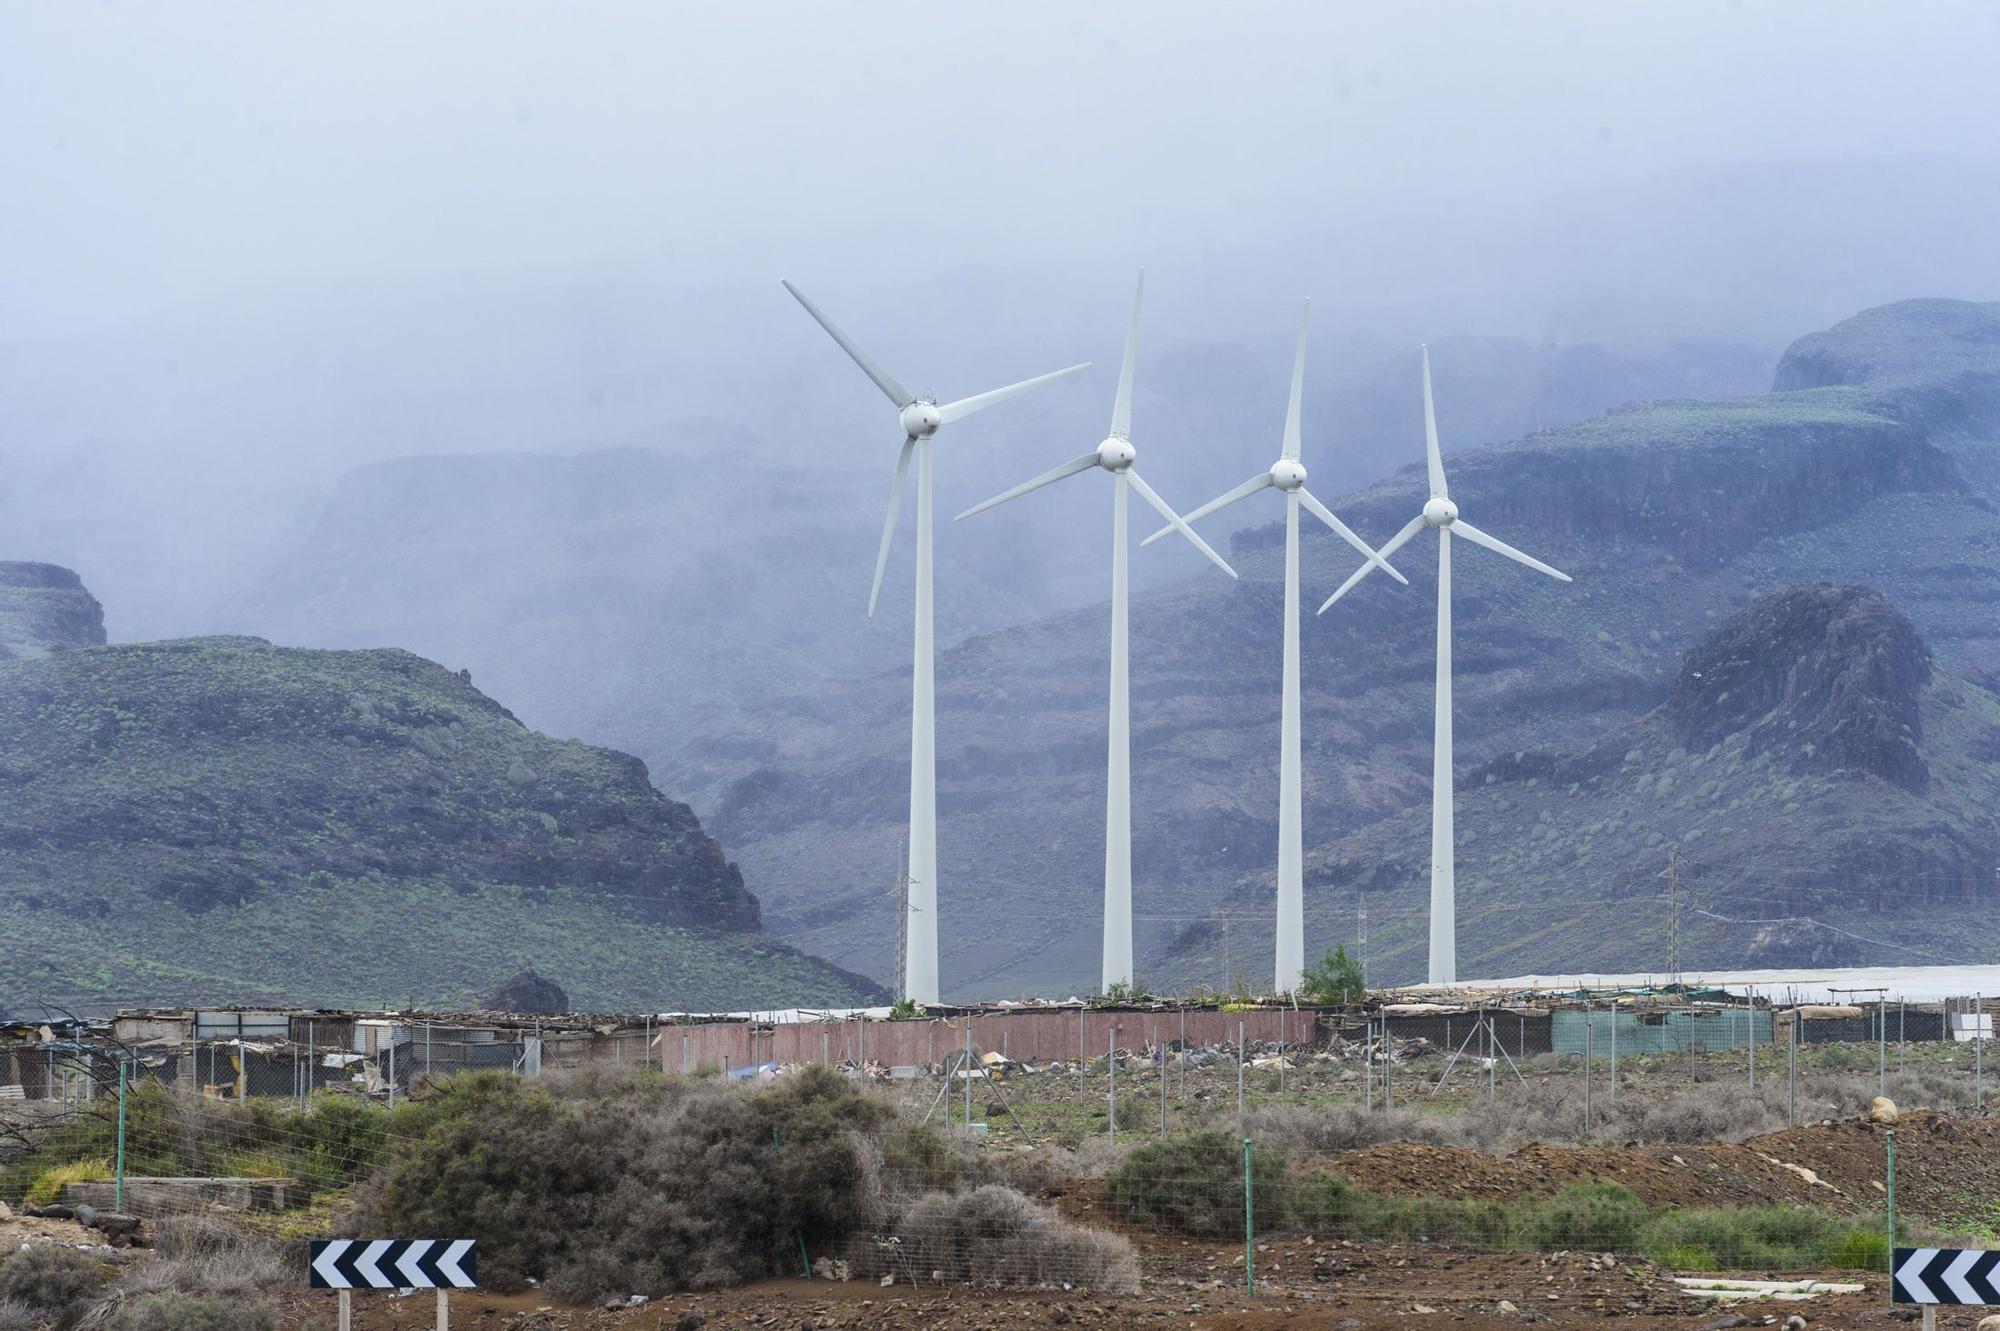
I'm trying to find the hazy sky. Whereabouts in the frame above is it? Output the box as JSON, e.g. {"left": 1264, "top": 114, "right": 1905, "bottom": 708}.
{"left": 6, "top": 1, "right": 1999, "bottom": 339}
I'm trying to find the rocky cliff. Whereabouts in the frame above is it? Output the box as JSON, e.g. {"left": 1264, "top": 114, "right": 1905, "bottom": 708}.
{"left": 0, "top": 562, "right": 106, "bottom": 658}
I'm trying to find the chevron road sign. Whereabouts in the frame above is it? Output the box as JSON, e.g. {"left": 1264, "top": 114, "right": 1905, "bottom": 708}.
{"left": 309, "top": 1239, "right": 476, "bottom": 1290}
{"left": 1894, "top": 1246, "right": 2000, "bottom": 1304}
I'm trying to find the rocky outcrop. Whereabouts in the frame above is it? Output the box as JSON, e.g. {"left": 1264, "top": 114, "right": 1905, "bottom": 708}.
{"left": 1668, "top": 585, "right": 1932, "bottom": 791}
{"left": 0, "top": 562, "right": 106, "bottom": 658}
{"left": 489, "top": 970, "right": 570, "bottom": 1014}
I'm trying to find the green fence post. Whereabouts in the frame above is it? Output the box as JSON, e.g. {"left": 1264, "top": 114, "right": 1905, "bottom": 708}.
{"left": 115, "top": 1055, "right": 128, "bottom": 1213}
{"left": 1885, "top": 1127, "right": 1897, "bottom": 1266}
{"left": 1243, "top": 1137, "right": 1255, "bottom": 1295}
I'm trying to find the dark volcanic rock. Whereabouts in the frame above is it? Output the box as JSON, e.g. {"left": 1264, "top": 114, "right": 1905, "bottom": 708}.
{"left": 0, "top": 562, "right": 106, "bottom": 658}
{"left": 1668, "top": 585, "right": 1932, "bottom": 791}
{"left": 489, "top": 969, "right": 569, "bottom": 1014}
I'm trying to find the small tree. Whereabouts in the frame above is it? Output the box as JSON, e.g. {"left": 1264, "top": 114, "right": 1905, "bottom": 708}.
{"left": 1298, "top": 945, "right": 1365, "bottom": 1006}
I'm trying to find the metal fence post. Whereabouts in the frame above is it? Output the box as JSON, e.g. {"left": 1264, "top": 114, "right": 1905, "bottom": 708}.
{"left": 1243, "top": 1137, "right": 1255, "bottom": 1295}
{"left": 1583, "top": 1000, "right": 1593, "bottom": 1133}
{"left": 1487, "top": 1013, "right": 1496, "bottom": 1106}
{"left": 1978, "top": 993, "right": 1985, "bottom": 1112}
{"left": 115, "top": 1056, "right": 127, "bottom": 1212}
{"left": 1899, "top": 997, "right": 1906, "bottom": 1073}
{"left": 1885, "top": 1127, "right": 1897, "bottom": 1261}
{"left": 1364, "top": 1017, "right": 1373, "bottom": 1112}
{"left": 1236, "top": 1019, "right": 1245, "bottom": 1125}
{"left": 1609, "top": 1000, "right": 1617, "bottom": 1100}
{"left": 1788, "top": 1007, "right": 1798, "bottom": 1128}
{"left": 1748, "top": 988, "right": 1756, "bottom": 1093}
{"left": 1107, "top": 1027, "right": 1117, "bottom": 1141}
{"left": 1158, "top": 1034, "right": 1167, "bottom": 1136}
{"left": 1879, "top": 1003, "right": 1887, "bottom": 1097}
{"left": 1278, "top": 1008, "right": 1286, "bottom": 1097}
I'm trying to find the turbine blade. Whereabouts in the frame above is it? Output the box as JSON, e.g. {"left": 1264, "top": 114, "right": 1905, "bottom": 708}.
{"left": 1139, "top": 473, "right": 1272, "bottom": 546}
{"left": 1282, "top": 299, "right": 1309, "bottom": 462}
{"left": 1451, "top": 519, "right": 1573, "bottom": 582}
{"left": 954, "top": 451, "right": 1099, "bottom": 521}
{"left": 1421, "top": 343, "right": 1447, "bottom": 498}
{"left": 1299, "top": 488, "right": 1409, "bottom": 585}
{"left": 1316, "top": 513, "right": 1425, "bottom": 613}
{"left": 867, "top": 437, "right": 916, "bottom": 617}
{"left": 938, "top": 362, "right": 1091, "bottom": 424}
{"left": 781, "top": 280, "right": 915, "bottom": 408}
{"left": 1109, "top": 270, "right": 1144, "bottom": 440}
{"left": 1128, "top": 470, "right": 1237, "bottom": 578}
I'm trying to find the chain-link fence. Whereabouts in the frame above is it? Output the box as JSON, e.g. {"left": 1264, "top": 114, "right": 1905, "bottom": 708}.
{"left": 1, "top": 996, "right": 1992, "bottom": 1311}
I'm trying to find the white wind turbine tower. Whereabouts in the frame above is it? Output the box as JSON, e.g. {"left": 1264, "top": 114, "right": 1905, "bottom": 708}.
{"left": 1318, "top": 345, "right": 1573, "bottom": 985}
{"left": 782, "top": 280, "right": 1089, "bottom": 1005}
{"left": 956, "top": 272, "right": 1237, "bottom": 991}
{"left": 1139, "top": 300, "right": 1407, "bottom": 994}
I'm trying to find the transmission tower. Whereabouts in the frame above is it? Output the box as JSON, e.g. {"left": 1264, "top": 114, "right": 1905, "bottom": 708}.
{"left": 1662, "top": 849, "right": 1684, "bottom": 988}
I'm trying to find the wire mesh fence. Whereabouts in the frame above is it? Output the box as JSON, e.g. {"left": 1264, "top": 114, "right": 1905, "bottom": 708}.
{"left": 1, "top": 996, "right": 1992, "bottom": 1304}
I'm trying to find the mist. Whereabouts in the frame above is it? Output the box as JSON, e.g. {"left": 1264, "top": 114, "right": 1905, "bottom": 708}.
{"left": 3, "top": 1, "right": 1997, "bottom": 666}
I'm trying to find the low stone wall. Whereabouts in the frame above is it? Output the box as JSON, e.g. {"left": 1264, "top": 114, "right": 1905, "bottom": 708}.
{"left": 64, "top": 1176, "right": 302, "bottom": 1217}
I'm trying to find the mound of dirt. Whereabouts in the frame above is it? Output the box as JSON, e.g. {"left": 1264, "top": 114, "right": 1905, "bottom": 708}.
{"left": 1324, "top": 1110, "right": 1996, "bottom": 1225}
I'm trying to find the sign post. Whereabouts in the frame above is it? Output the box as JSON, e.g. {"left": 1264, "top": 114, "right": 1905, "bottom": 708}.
{"left": 311, "top": 1238, "right": 476, "bottom": 1328}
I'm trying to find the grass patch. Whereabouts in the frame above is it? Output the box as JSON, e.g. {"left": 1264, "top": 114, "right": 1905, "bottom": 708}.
{"left": 23, "top": 1158, "right": 112, "bottom": 1208}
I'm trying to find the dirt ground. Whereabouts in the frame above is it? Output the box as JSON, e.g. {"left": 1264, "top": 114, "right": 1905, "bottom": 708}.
{"left": 273, "top": 1250, "right": 1943, "bottom": 1331}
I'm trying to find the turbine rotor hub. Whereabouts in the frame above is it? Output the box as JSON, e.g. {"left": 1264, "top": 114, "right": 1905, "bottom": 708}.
{"left": 899, "top": 401, "right": 942, "bottom": 438}
{"left": 1270, "top": 459, "right": 1307, "bottom": 492}
{"left": 1097, "top": 437, "right": 1136, "bottom": 472}
{"left": 1424, "top": 496, "right": 1458, "bottom": 527}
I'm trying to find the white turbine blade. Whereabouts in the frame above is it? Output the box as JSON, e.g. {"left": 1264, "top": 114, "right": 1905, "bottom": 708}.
{"left": 938, "top": 362, "right": 1091, "bottom": 424}
{"left": 1316, "top": 513, "right": 1425, "bottom": 613}
{"left": 1299, "top": 488, "right": 1409, "bottom": 585}
{"left": 867, "top": 437, "right": 915, "bottom": 617}
{"left": 781, "top": 280, "right": 915, "bottom": 408}
{"left": 954, "top": 451, "right": 1099, "bottom": 521}
{"left": 1421, "top": 343, "right": 1447, "bottom": 498}
{"left": 1109, "top": 270, "right": 1144, "bottom": 440}
{"left": 1282, "top": 298, "right": 1309, "bottom": 462}
{"left": 1128, "top": 470, "right": 1237, "bottom": 578}
{"left": 1451, "top": 518, "right": 1573, "bottom": 582}
{"left": 1139, "top": 473, "right": 1271, "bottom": 546}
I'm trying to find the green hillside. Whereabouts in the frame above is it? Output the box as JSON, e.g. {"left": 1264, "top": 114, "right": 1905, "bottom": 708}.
{"left": 0, "top": 634, "right": 882, "bottom": 1010}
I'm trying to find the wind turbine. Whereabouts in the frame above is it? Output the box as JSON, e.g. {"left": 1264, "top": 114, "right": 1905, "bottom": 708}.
{"left": 956, "top": 272, "right": 1237, "bottom": 991}
{"left": 1140, "top": 300, "right": 1407, "bottom": 994}
{"left": 782, "top": 280, "right": 1089, "bottom": 1006}
{"left": 1318, "top": 345, "right": 1573, "bottom": 985}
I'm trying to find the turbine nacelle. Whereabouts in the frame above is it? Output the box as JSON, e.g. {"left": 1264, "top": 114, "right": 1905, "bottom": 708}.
{"left": 899, "top": 401, "right": 942, "bottom": 439}
{"left": 1424, "top": 496, "right": 1459, "bottom": 528}
{"left": 1097, "top": 437, "right": 1137, "bottom": 472}
{"left": 1269, "top": 458, "right": 1307, "bottom": 492}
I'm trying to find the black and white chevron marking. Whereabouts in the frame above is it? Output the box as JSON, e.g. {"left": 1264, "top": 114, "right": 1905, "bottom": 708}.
{"left": 308, "top": 1239, "right": 476, "bottom": 1290}
{"left": 1893, "top": 1247, "right": 2000, "bottom": 1304}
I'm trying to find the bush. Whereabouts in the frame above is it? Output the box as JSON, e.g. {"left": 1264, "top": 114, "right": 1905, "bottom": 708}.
{"left": 24, "top": 1158, "right": 113, "bottom": 1208}
{"left": 0, "top": 1301, "right": 35, "bottom": 1331}
{"left": 1299, "top": 945, "right": 1365, "bottom": 1006}
{"left": 0, "top": 1247, "right": 110, "bottom": 1329}
{"left": 132, "top": 1217, "right": 291, "bottom": 1297}
{"left": 865, "top": 1186, "right": 1138, "bottom": 1291}
{"left": 1635, "top": 1206, "right": 1886, "bottom": 1271}
{"left": 356, "top": 1065, "right": 919, "bottom": 1301}
{"left": 1516, "top": 1183, "right": 1647, "bottom": 1251}
{"left": 103, "top": 1292, "right": 278, "bottom": 1331}
{"left": 1107, "top": 1131, "right": 1282, "bottom": 1239}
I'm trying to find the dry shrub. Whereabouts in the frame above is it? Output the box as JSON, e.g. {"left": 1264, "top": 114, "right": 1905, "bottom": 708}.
{"left": 858, "top": 1186, "right": 1137, "bottom": 1292}
{"left": 0, "top": 1247, "right": 110, "bottom": 1330}
{"left": 102, "top": 1292, "right": 276, "bottom": 1331}
{"left": 986, "top": 1138, "right": 1127, "bottom": 1194}
{"left": 0, "top": 1300, "right": 36, "bottom": 1331}
{"left": 125, "top": 1217, "right": 290, "bottom": 1298}
{"left": 356, "top": 1065, "right": 918, "bottom": 1302}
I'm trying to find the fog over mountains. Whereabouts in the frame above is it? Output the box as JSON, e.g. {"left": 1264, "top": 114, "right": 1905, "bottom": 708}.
{"left": 7, "top": 3, "right": 2000, "bottom": 1002}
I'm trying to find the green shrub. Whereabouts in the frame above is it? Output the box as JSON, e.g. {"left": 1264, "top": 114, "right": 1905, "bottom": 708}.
{"left": 104, "top": 1292, "right": 278, "bottom": 1331}
{"left": 24, "top": 1158, "right": 112, "bottom": 1208}
{"left": 1299, "top": 945, "right": 1365, "bottom": 1006}
{"left": 1636, "top": 1206, "right": 1886, "bottom": 1270}
{"left": 0, "top": 1247, "right": 110, "bottom": 1329}
{"left": 1107, "top": 1131, "right": 1283, "bottom": 1239}
{"left": 1517, "top": 1183, "right": 1647, "bottom": 1251}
